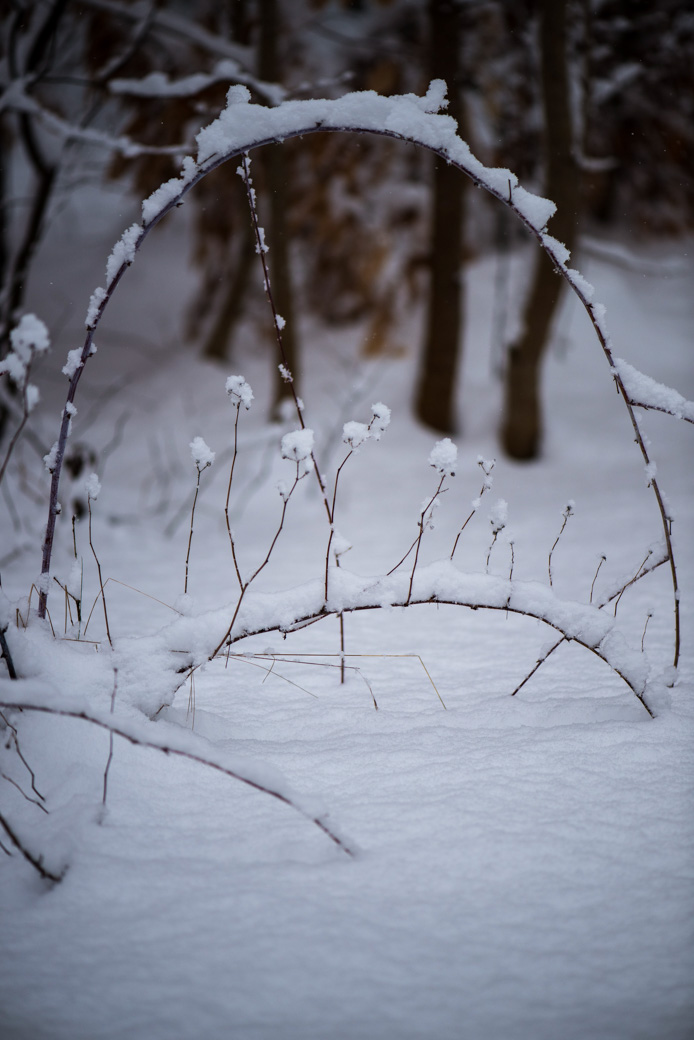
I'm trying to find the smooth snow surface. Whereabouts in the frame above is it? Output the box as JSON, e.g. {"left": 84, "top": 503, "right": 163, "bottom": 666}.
{"left": 0, "top": 162, "right": 692, "bottom": 1039}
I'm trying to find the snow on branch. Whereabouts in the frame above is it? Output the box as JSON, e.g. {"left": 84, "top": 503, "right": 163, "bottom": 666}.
{"left": 0, "top": 86, "right": 191, "bottom": 158}
{"left": 82, "top": 0, "right": 284, "bottom": 105}
{"left": 37, "top": 80, "right": 686, "bottom": 660}
{"left": 613, "top": 357, "right": 694, "bottom": 424}
{"left": 0, "top": 686, "right": 355, "bottom": 857}
{"left": 148, "top": 563, "right": 653, "bottom": 715}
{"left": 109, "top": 60, "right": 276, "bottom": 102}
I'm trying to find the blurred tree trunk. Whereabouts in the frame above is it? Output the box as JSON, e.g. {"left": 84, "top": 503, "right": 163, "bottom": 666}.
{"left": 202, "top": 186, "right": 255, "bottom": 362}
{"left": 500, "top": 0, "right": 579, "bottom": 460}
{"left": 415, "top": 0, "right": 466, "bottom": 435}
{"left": 258, "top": 0, "right": 298, "bottom": 419}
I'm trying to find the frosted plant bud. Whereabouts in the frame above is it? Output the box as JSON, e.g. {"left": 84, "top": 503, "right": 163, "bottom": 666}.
{"left": 489, "top": 498, "right": 508, "bottom": 533}
{"left": 370, "top": 402, "right": 391, "bottom": 440}
{"left": 429, "top": 437, "right": 457, "bottom": 476}
{"left": 67, "top": 559, "right": 82, "bottom": 600}
{"left": 281, "top": 428, "right": 314, "bottom": 463}
{"left": 10, "top": 314, "right": 50, "bottom": 359}
{"left": 85, "top": 473, "right": 101, "bottom": 500}
{"left": 190, "top": 436, "right": 215, "bottom": 470}
{"left": 25, "top": 384, "right": 40, "bottom": 412}
{"left": 343, "top": 421, "right": 369, "bottom": 449}
{"left": 225, "top": 375, "right": 254, "bottom": 409}
{"left": 0, "top": 353, "right": 26, "bottom": 384}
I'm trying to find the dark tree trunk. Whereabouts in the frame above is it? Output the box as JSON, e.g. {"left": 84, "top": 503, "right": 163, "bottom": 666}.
{"left": 202, "top": 202, "right": 255, "bottom": 363}
{"left": 501, "top": 0, "right": 579, "bottom": 460}
{"left": 415, "top": 0, "right": 466, "bottom": 435}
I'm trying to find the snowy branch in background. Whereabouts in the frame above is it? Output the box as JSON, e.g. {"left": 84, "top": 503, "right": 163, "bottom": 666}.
{"left": 0, "top": 315, "right": 49, "bottom": 487}
{"left": 0, "top": 86, "right": 191, "bottom": 158}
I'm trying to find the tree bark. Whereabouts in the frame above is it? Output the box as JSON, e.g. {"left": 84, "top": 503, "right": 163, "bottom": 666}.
{"left": 501, "top": 0, "right": 579, "bottom": 460}
{"left": 415, "top": 0, "right": 466, "bottom": 435}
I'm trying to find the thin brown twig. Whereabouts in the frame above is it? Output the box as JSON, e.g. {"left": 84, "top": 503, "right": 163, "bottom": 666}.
{"left": 225, "top": 404, "right": 244, "bottom": 592}
{"left": 450, "top": 459, "right": 495, "bottom": 561}
{"left": 0, "top": 708, "right": 45, "bottom": 800}
{"left": 407, "top": 475, "right": 446, "bottom": 605}
{"left": 548, "top": 502, "right": 574, "bottom": 588}
{"left": 590, "top": 554, "right": 606, "bottom": 603}
{"left": 210, "top": 469, "right": 301, "bottom": 660}
{"left": 102, "top": 668, "right": 117, "bottom": 807}
{"left": 87, "top": 493, "right": 112, "bottom": 648}
{"left": 0, "top": 808, "right": 64, "bottom": 883}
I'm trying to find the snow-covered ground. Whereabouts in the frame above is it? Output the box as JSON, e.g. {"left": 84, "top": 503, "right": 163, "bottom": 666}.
{"left": 0, "top": 162, "right": 692, "bottom": 1038}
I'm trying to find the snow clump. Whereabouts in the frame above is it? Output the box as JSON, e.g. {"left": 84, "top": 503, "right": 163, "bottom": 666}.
{"left": 85, "top": 473, "right": 101, "bottom": 500}
{"left": 9, "top": 314, "right": 50, "bottom": 358}
{"left": 429, "top": 437, "right": 458, "bottom": 475}
{"left": 489, "top": 499, "right": 508, "bottom": 533}
{"left": 190, "top": 437, "right": 215, "bottom": 470}
{"left": 226, "top": 375, "right": 254, "bottom": 409}
{"left": 62, "top": 348, "right": 83, "bottom": 379}
{"left": 105, "top": 224, "right": 141, "bottom": 285}
{"left": 342, "top": 421, "right": 370, "bottom": 449}
{"left": 281, "top": 428, "right": 314, "bottom": 463}
{"left": 1, "top": 314, "right": 49, "bottom": 391}
{"left": 370, "top": 402, "right": 391, "bottom": 440}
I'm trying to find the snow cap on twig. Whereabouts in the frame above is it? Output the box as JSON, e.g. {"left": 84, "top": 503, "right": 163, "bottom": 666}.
{"left": 85, "top": 473, "right": 101, "bottom": 501}
{"left": 429, "top": 437, "right": 458, "bottom": 476}
{"left": 281, "top": 428, "right": 314, "bottom": 463}
{"left": 225, "top": 375, "right": 253, "bottom": 410}
{"left": 370, "top": 402, "right": 390, "bottom": 441}
{"left": 343, "top": 421, "right": 370, "bottom": 449}
{"left": 1, "top": 314, "right": 50, "bottom": 387}
{"left": 190, "top": 436, "right": 215, "bottom": 470}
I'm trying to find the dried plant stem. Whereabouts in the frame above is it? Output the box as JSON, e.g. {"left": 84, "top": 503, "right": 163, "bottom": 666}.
{"left": 0, "top": 709, "right": 45, "bottom": 800}
{"left": 237, "top": 154, "right": 333, "bottom": 528}
{"left": 88, "top": 495, "right": 112, "bottom": 649}
{"left": 511, "top": 637, "right": 565, "bottom": 697}
{"left": 0, "top": 627, "right": 17, "bottom": 679}
{"left": 406, "top": 475, "right": 446, "bottom": 605}
{"left": 212, "top": 588, "right": 653, "bottom": 714}
{"left": 102, "top": 668, "right": 118, "bottom": 807}
{"left": 184, "top": 465, "right": 205, "bottom": 595}
{"left": 225, "top": 405, "right": 244, "bottom": 591}
{"left": 0, "top": 364, "right": 34, "bottom": 488}
{"left": 0, "top": 770, "right": 48, "bottom": 812}
{"left": 486, "top": 531, "right": 500, "bottom": 572}
{"left": 548, "top": 503, "right": 574, "bottom": 588}
{"left": 450, "top": 460, "right": 495, "bottom": 561}
{"left": 210, "top": 469, "right": 301, "bottom": 660}
{"left": 641, "top": 613, "right": 653, "bottom": 652}
{"left": 613, "top": 549, "right": 652, "bottom": 618}
{"left": 590, "top": 555, "right": 606, "bottom": 603}
{"left": 0, "top": 809, "right": 63, "bottom": 883}
{"left": 511, "top": 552, "right": 667, "bottom": 702}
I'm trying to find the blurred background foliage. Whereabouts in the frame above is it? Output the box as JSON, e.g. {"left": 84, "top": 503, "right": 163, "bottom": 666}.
{"left": 1, "top": 0, "right": 692, "bottom": 452}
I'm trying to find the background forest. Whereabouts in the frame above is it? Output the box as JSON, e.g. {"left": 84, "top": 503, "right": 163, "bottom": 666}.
{"left": 1, "top": 4, "right": 693, "bottom": 1040}
{"left": 2, "top": 0, "right": 693, "bottom": 453}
